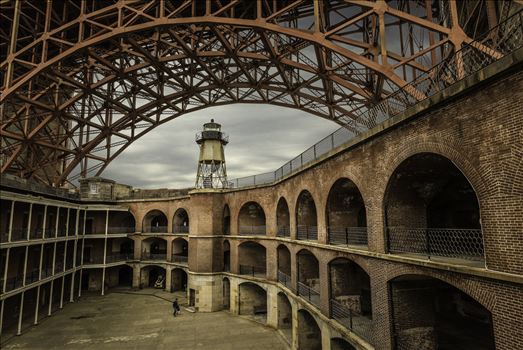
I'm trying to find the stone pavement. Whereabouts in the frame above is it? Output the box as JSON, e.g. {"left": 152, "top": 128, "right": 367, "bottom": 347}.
{"left": 2, "top": 289, "right": 288, "bottom": 350}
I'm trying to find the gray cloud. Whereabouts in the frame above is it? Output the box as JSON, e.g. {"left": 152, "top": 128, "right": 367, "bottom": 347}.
{"left": 102, "top": 104, "right": 339, "bottom": 188}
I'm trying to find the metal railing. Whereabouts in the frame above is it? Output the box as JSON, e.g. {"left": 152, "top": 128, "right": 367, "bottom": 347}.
{"left": 4, "top": 276, "right": 24, "bottom": 291}
{"left": 277, "top": 270, "right": 292, "bottom": 290}
{"left": 106, "top": 253, "right": 132, "bottom": 263}
{"left": 171, "top": 254, "right": 188, "bottom": 264}
{"left": 107, "top": 226, "right": 135, "bottom": 234}
{"left": 239, "top": 264, "right": 266, "bottom": 277}
{"left": 25, "top": 269, "right": 40, "bottom": 284}
{"left": 277, "top": 225, "right": 290, "bottom": 238}
{"left": 141, "top": 252, "right": 167, "bottom": 260}
{"left": 387, "top": 227, "right": 484, "bottom": 261}
{"left": 41, "top": 266, "right": 53, "bottom": 279}
{"left": 84, "top": 256, "right": 105, "bottom": 264}
{"left": 173, "top": 225, "right": 189, "bottom": 234}
{"left": 297, "top": 281, "right": 320, "bottom": 308}
{"left": 30, "top": 229, "right": 44, "bottom": 240}
{"left": 145, "top": 226, "right": 169, "bottom": 233}
{"left": 330, "top": 299, "right": 373, "bottom": 344}
{"left": 227, "top": 11, "right": 523, "bottom": 190}
{"left": 54, "top": 262, "right": 64, "bottom": 274}
{"left": 328, "top": 227, "right": 368, "bottom": 247}
{"left": 297, "top": 225, "right": 318, "bottom": 241}
{"left": 10, "top": 228, "right": 27, "bottom": 241}
{"left": 238, "top": 225, "right": 266, "bottom": 236}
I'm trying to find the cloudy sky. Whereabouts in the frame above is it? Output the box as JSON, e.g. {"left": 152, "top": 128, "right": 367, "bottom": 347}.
{"left": 102, "top": 104, "right": 339, "bottom": 189}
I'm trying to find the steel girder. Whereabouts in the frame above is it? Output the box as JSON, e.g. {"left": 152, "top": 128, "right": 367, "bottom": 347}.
{"left": 0, "top": 0, "right": 520, "bottom": 186}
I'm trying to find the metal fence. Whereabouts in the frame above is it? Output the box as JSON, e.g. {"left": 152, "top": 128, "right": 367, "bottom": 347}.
{"left": 297, "top": 281, "right": 320, "bottom": 308}
{"left": 171, "top": 254, "right": 188, "bottom": 264}
{"left": 330, "top": 299, "right": 373, "bottom": 344}
{"left": 239, "top": 264, "right": 266, "bottom": 277}
{"left": 328, "top": 227, "right": 368, "bottom": 247}
{"left": 4, "top": 276, "right": 24, "bottom": 291}
{"left": 387, "top": 227, "right": 484, "bottom": 261}
{"left": 277, "top": 226, "right": 290, "bottom": 238}
{"left": 141, "top": 252, "right": 167, "bottom": 260}
{"left": 277, "top": 270, "right": 292, "bottom": 290}
{"left": 54, "top": 262, "right": 64, "bottom": 274}
{"left": 107, "top": 226, "right": 135, "bottom": 234}
{"left": 25, "top": 269, "right": 41, "bottom": 284}
{"left": 10, "top": 228, "right": 27, "bottom": 241}
{"left": 227, "top": 11, "right": 523, "bottom": 190}
{"left": 297, "top": 225, "right": 318, "bottom": 241}
{"left": 106, "top": 253, "right": 132, "bottom": 263}
{"left": 173, "top": 225, "right": 189, "bottom": 234}
{"left": 238, "top": 225, "right": 266, "bottom": 236}
{"left": 146, "top": 226, "right": 168, "bottom": 233}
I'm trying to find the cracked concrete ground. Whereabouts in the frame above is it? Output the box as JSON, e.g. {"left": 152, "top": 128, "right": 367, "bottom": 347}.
{"left": 2, "top": 289, "right": 288, "bottom": 350}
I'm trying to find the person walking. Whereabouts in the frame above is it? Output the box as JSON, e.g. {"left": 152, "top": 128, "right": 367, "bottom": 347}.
{"left": 172, "top": 298, "right": 180, "bottom": 317}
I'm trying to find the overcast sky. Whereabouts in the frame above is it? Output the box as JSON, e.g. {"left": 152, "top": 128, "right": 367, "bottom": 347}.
{"left": 102, "top": 104, "right": 339, "bottom": 189}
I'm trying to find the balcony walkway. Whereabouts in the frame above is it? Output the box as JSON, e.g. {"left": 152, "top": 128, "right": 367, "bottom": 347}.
{"left": 2, "top": 289, "right": 287, "bottom": 350}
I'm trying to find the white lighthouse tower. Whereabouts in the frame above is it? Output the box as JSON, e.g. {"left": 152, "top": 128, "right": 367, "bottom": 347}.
{"left": 195, "top": 119, "right": 229, "bottom": 189}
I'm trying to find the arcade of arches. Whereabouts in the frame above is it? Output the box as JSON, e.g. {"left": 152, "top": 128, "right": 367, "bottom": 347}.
{"left": 2, "top": 68, "right": 523, "bottom": 350}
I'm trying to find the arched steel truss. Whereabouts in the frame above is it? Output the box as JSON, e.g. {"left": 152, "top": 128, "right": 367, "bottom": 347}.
{"left": 0, "top": 0, "right": 521, "bottom": 186}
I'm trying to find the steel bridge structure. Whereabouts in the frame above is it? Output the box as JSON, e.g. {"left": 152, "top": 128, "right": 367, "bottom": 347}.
{"left": 1, "top": 0, "right": 522, "bottom": 186}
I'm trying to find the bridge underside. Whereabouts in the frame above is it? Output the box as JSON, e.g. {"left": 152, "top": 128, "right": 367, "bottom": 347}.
{"left": 0, "top": 0, "right": 521, "bottom": 186}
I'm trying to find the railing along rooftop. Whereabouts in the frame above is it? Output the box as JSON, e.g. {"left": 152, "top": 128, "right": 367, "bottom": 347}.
{"left": 228, "top": 11, "right": 523, "bottom": 189}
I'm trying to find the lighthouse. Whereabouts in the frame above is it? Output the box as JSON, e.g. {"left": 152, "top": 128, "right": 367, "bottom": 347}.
{"left": 195, "top": 119, "right": 229, "bottom": 189}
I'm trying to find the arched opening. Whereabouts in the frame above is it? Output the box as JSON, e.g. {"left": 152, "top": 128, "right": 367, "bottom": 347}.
{"left": 223, "top": 240, "right": 230, "bottom": 272}
{"left": 384, "top": 153, "right": 483, "bottom": 262}
{"left": 223, "top": 205, "right": 231, "bottom": 235}
{"left": 298, "top": 309, "right": 322, "bottom": 350}
{"left": 106, "top": 237, "right": 134, "bottom": 262}
{"left": 390, "top": 275, "right": 495, "bottom": 350}
{"left": 173, "top": 208, "right": 189, "bottom": 233}
{"left": 276, "top": 197, "right": 290, "bottom": 237}
{"left": 238, "top": 241, "right": 266, "bottom": 277}
{"left": 171, "top": 268, "right": 188, "bottom": 292}
{"left": 171, "top": 238, "right": 188, "bottom": 264}
{"left": 239, "top": 282, "right": 267, "bottom": 324}
{"left": 142, "top": 210, "right": 168, "bottom": 233}
{"left": 277, "top": 244, "right": 292, "bottom": 287}
{"left": 296, "top": 190, "right": 318, "bottom": 241}
{"left": 329, "top": 258, "right": 372, "bottom": 342}
{"left": 326, "top": 178, "right": 367, "bottom": 247}
{"left": 331, "top": 338, "right": 356, "bottom": 350}
{"left": 277, "top": 292, "right": 293, "bottom": 343}
{"left": 223, "top": 277, "right": 230, "bottom": 310}
{"left": 297, "top": 249, "right": 320, "bottom": 307}
{"left": 238, "top": 201, "right": 266, "bottom": 235}
{"left": 117, "top": 265, "right": 133, "bottom": 287}
{"left": 140, "top": 265, "right": 166, "bottom": 289}
{"left": 141, "top": 237, "right": 167, "bottom": 260}
{"left": 108, "top": 211, "right": 136, "bottom": 234}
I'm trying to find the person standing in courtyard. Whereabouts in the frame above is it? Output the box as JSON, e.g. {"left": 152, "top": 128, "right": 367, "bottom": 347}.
{"left": 173, "top": 298, "right": 180, "bottom": 316}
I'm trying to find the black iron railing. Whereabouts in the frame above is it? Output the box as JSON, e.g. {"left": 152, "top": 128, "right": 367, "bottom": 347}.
{"left": 330, "top": 299, "right": 373, "bottom": 344}
{"left": 297, "top": 225, "right": 318, "bottom": 241}
{"left": 141, "top": 252, "right": 167, "bottom": 260}
{"left": 239, "top": 264, "right": 266, "bottom": 277}
{"left": 173, "top": 225, "right": 189, "bottom": 233}
{"left": 238, "top": 225, "right": 266, "bottom": 235}
{"left": 297, "top": 281, "right": 320, "bottom": 308}
{"left": 277, "top": 225, "right": 290, "bottom": 237}
{"left": 3, "top": 276, "right": 24, "bottom": 291}
{"left": 146, "top": 226, "right": 168, "bottom": 233}
{"left": 171, "top": 254, "right": 188, "bottom": 264}
{"left": 107, "top": 226, "right": 135, "bottom": 234}
{"left": 387, "top": 227, "right": 484, "bottom": 261}
{"left": 106, "top": 253, "right": 132, "bottom": 263}
{"left": 277, "top": 270, "right": 292, "bottom": 290}
{"left": 328, "top": 227, "right": 368, "bottom": 247}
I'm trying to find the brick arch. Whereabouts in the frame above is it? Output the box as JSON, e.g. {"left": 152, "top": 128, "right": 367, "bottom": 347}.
{"left": 140, "top": 263, "right": 167, "bottom": 270}
{"left": 322, "top": 168, "right": 372, "bottom": 209}
{"left": 386, "top": 267, "right": 496, "bottom": 311}
{"left": 238, "top": 280, "right": 268, "bottom": 291}
{"left": 327, "top": 255, "right": 371, "bottom": 277}
{"left": 378, "top": 141, "right": 489, "bottom": 206}
{"left": 296, "top": 248, "right": 320, "bottom": 262}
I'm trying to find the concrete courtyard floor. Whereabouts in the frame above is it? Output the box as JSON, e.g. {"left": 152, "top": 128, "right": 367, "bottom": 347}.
{"left": 2, "top": 288, "right": 288, "bottom": 350}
